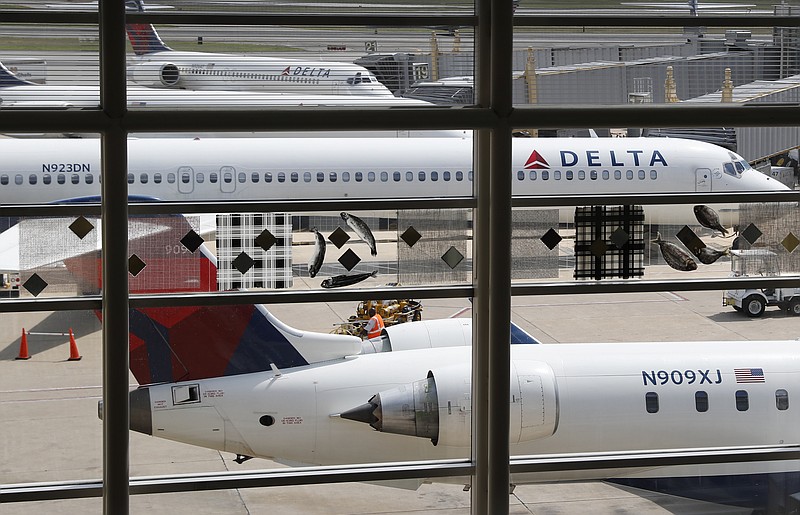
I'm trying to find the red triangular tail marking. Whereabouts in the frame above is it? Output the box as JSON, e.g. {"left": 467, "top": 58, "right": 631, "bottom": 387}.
{"left": 524, "top": 149, "right": 549, "bottom": 169}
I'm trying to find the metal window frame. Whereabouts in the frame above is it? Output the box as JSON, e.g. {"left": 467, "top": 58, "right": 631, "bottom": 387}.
{"left": 1, "top": 4, "right": 800, "bottom": 515}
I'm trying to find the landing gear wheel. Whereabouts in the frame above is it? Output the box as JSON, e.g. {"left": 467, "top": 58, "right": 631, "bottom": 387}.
{"left": 789, "top": 298, "right": 800, "bottom": 316}
{"left": 744, "top": 295, "right": 766, "bottom": 318}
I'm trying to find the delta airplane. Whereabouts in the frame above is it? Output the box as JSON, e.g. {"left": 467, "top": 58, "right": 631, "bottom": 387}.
{"left": 125, "top": 0, "right": 394, "bottom": 96}
{"left": 86, "top": 215, "right": 800, "bottom": 513}
{"left": 0, "top": 135, "right": 786, "bottom": 225}
{"left": 0, "top": 62, "right": 424, "bottom": 109}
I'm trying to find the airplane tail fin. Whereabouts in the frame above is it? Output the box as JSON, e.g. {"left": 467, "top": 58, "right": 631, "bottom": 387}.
{"left": 59, "top": 208, "right": 359, "bottom": 385}
{"left": 125, "top": 0, "right": 172, "bottom": 55}
{"left": 0, "top": 61, "right": 37, "bottom": 87}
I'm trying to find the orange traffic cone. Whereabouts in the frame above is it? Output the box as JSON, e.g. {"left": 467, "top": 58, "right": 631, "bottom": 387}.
{"left": 67, "top": 328, "right": 82, "bottom": 361}
{"left": 15, "top": 328, "right": 30, "bottom": 360}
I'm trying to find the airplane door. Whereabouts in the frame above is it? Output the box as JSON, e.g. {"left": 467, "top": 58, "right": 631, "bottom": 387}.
{"left": 220, "top": 166, "right": 236, "bottom": 193}
{"left": 177, "top": 166, "right": 194, "bottom": 194}
{"left": 695, "top": 168, "right": 711, "bottom": 192}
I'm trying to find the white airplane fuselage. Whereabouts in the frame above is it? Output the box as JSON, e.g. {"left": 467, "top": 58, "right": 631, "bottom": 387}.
{"left": 1, "top": 136, "right": 786, "bottom": 225}
{"left": 132, "top": 340, "right": 800, "bottom": 482}
{"left": 128, "top": 51, "right": 395, "bottom": 97}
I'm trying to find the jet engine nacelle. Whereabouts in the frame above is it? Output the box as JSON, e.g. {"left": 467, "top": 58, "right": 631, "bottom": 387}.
{"left": 341, "top": 360, "right": 558, "bottom": 447}
{"left": 128, "top": 61, "right": 181, "bottom": 87}
{"left": 360, "top": 318, "right": 471, "bottom": 354}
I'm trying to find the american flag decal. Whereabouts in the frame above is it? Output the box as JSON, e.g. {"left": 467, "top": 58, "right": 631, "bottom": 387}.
{"left": 734, "top": 368, "right": 765, "bottom": 383}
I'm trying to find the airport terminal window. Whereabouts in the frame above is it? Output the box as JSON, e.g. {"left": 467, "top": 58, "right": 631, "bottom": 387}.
{"left": 736, "top": 390, "right": 749, "bottom": 412}
{"left": 645, "top": 392, "right": 659, "bottom": 413}
{"left": 695, "top": 391, "right": 709, "bottom": 412}
{"left": 777, "top": 389, "right": 789, "bottom": 410}
{"left": 28, "top": 174, "right": 36, "bottom": 185}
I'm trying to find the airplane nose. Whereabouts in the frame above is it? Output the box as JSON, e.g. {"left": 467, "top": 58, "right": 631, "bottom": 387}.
{"left": 130, "top": 387, "right": 153, "bottom": 436}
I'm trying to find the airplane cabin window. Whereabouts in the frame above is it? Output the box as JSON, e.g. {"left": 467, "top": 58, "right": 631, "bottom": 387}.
{"left": 590, "top": 170, "right": 597, "bottom": 180}
{"left": 614, "top": 170, "right": 621, "bottom": 180}
{"left": 431, "top": 171, "right": 438, "bottom": 181}
{"left": 317, "top": 172, "right": 324, "bottom": 183}
{"left": 223, "top": 172, "right": 233, "bottom": 184}
{"left": 329, "top": 172, "right": 337, "bottom": 183}
{"left": 127, "top": 173, "right": 134, "bottom": 184}
{"left": 735, "top": 390, "right": 749, "bottom": 411}
{"left": 553, "top": 171, "right": 561, "bottom": 180}
{"left": 57, "top": 174, "right": 65, "bottom": 185}
{"left": 14, "top": 174, "right": 22, "bottom": 185}
{"left": 695, "top": 391, "right": 709, "bottom": 412}
{"left": 542, "top": 171, "right": 549, "bottom": 180}
{"left": 393, "top": 171, "right": 401, "bottom": 182}
{"left": 626, "top": 170, "right": 634, "bottom": 180}
{"left": 638, "top": 170, "right": 645, "bottom": 180}
{"left": 71, "top": 174, "right": 79, "bottom": 185}
{"left": 0, "top": 175, "right": 8, "bottom": 186}
{"left": 28, "top": 174, "right": 36, "bottom": 185}
{"left": 419, "top": 171, "right": 426, "bottom": 181}
{"left": 43, "top": 174, "right": 51, "bottom": 185}
{"left": 603, "top": 170, "right": 609, "bottom": 180}
{"left": 342, "top": 172, "right": 350, "bottom": 182}
{"left": 578, "top": 170, "right": 585, "bottom": 180}
{"left": 443, "top": 171, "right": 451, "bottom": 181}
{"left": 196, "top": 173, "right": 204, "bottom": 184}
{"left": 140, "top": 173, "right": 148, "bottom": 184}
{"left": 181, "top": 172, "right": 191, "bottom": 184}
{"left": 406, "top": 171, "right": 413, "bottom": 182}
{"left": 380, "top": 172, "right": 388, "bottom": 182}
{"left": 355, "top": 171, "right": 363, "bottom": 182}
{"left": 251, "top": 172, "right": 259, "bottom": 183}
{"left": 650, "top": 170, "right": 657, "bottom": 180}
{"left": 265, "top": 172, "right": 272, "bottom": 183}
{"left": 529, "top": 170, "right": 537, "bottom": 180}
{"left": 209, "top": 173, "right": 218, "bottom": 184}
{"left": 565, "top": 170, "right": 572, "bottom": 180}
{"left": 457, "top": 171, "right": 464, "bottom": 181}
{"left": 776, "top": 389, "right": 789, "bottom": 410}
{"left": 277, "top": 172, "right": 285, "bottom": 183}
{"left": 154, "top": 173, "right": 162, "bottom": 184}
{"left": 85, "top": 174, "right": 93, "bottom": 185}
{"left": 167, "top": 173, "right": 176, "bottom": 184}
{"left": 238, "top": 172, "right": 246, "bottom": 183}
{"left": 645, "top": 392, "right": 659, "bottom": 413}
{"left": 367, "top": 171, "right": 375, "bottom": 182}
{"left": 517, "top": 170, "right": 525, "bottom": 181}
{"left": 303, "top": 172, "right": 312, "bottom": 183}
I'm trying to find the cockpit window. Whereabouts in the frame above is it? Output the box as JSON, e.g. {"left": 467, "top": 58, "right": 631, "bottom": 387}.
{"left": 723, "top": 162, "right": 737, "bottom": 177}
{"left": 734, "top": 161, "right": 745, "bottom": 173}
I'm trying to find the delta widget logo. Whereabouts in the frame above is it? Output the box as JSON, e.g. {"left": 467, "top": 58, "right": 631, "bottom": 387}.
{"left": 524, "top": 150, "right": 549, "bottom": 170}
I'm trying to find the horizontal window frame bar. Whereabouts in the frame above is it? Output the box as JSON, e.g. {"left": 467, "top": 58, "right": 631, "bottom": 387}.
{"left": 5, "top": 105, "right": 800, "bottom": 133}
{"left": 3, "top": 275, "right": 798, "bottom": 312}
{"left": 3, "top": 11, "right": 800, "bottom": 28}
{"left": 4, "top": 445, "right": 798, "bottom": 503}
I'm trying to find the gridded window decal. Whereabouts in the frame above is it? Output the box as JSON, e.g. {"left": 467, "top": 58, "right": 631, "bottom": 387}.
{"left": 738, "top": 202, "right": 800, "bottom": 273}
{"left": 398, "top": 209, "right": 470, "bottom": 285}
{"left": 216, "top": 213, "right": 292, "bottom": 290}
{"left": 574, "top": 205, "right": 644, "bottom": 280}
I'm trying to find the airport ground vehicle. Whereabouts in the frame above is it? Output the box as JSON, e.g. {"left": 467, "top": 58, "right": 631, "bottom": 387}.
{"left": 0, "top": 271, "right": 20, "bottom": 298}
{"left": 333, "top": 298, "right": 422, "bottom": 337}
{"left": 723, "top": 249, "right": 800, "bottom": 317}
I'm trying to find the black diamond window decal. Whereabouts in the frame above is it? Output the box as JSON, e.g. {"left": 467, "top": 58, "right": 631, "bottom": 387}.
{"left": 69, "top": 216, "right": 95, "bottom": 240}
{"left": 400, "top": 226, "right": 422, "bottom": 247}
{"left": 180, "top": 230, "right": 204, "bottom": 253}
{"left": 22, "top": 273, "right": 47, "bottom": 297}
{"left": 741, "top": 223, "right": 763, "bottom": 245}
{"left": 782, "top": 233, "right": 800, "bottom": 253}
{"left": 610, "top": 227, "right": 630, "bottom": 249}
{"left": 338, "top": 249, "right": 361, "bottom": 271}
{"left": 540, "top": 228, "right": 562, "bottom": 251}
{"left": 441, "top": 246, "right": 464, "bottom": 269}
{"left": 232, "top": 252, "right": 255, "bottom": 274}
{"left": 128, "top": 254, "right": 147, "bottom": 277}
{"left": 254, "top": 230, "right": 277, "bottom": 252}
{"left": 328, "top": 227, "right": 351, "bottom": 249}
{"left": 590, "top": 239, "right": 608, "bottom": 258}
